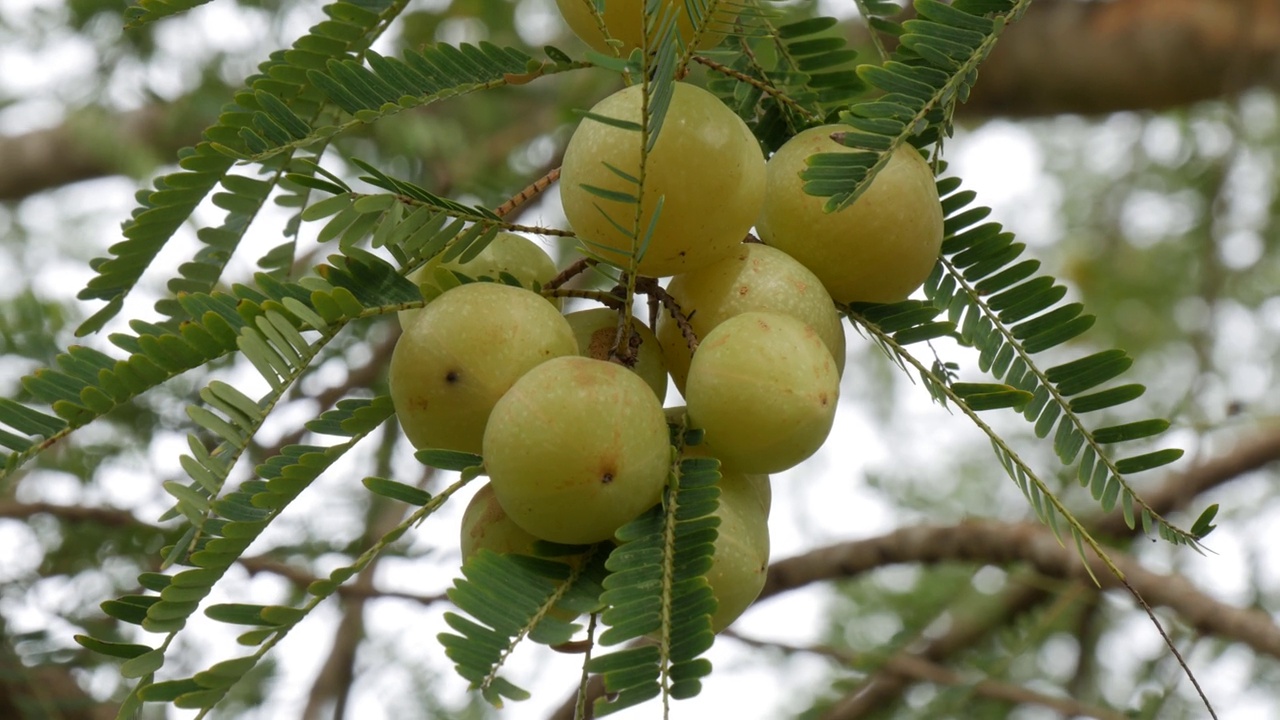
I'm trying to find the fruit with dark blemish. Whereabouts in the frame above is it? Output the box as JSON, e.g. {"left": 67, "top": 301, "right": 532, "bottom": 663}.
{"left": 389, "top": 282, "right": 577, "bottom": 454}
{"left": 483, "top": 356, "right": 670, "bottom": 544}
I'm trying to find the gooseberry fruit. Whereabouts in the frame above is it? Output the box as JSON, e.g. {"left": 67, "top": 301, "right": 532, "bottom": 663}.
{"left": 554, "top": 0, "right": 735, "bottom": 56}
{"left": 657, "top": 242, "right": 846, "bottom": 392}
{"left": 685, "top": 312, "right": 839, "bottom": 473}
{"left": 484, "top": 356, "right": 670, "bottom": 544}
{"left": 389, "top": 282, "right": 577, "bottom": 454}
{"left": 756, "top": 126, "right": 944, "bottom": 303}
{"left": 565, "top": 308, "right": 668, "bottom": 402}
{"left": 560, "top": 82, "right": 765, "bottom": 277}
{"left": 399, "top": 232, "right": 560, "bottom": 328}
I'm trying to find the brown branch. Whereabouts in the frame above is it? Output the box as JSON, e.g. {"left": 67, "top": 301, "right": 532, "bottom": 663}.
{"left": 0, "top": 501, "right": 160, "bottom": 530}
{"left": 0, "top": 103, "right": 208, "bottom": 201}
{"left": 723, "top": 631, "right": 1129, "bottom": 720}
{"left": 819, "top": 427, "right": 1280, "bottom": 715}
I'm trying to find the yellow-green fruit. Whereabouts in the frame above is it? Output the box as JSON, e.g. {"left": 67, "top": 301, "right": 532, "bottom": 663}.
{"left": 484, "top": 356, "right": 670, "bottom": 544}
{"left": 756, "top": 126, "right": 944, "bottom": 303}
{"left": 565, "top": 308, "right": 668, "bottom": 402}
{"left": 657, "top": 243, "right": 846, "bottom": 393}
{"left": 686, "top": 312, "right": 839, "bottom": 474}
{"left": 669, "top": 407, "right": 772, "bottom": 517}
{"left": 554, "top": 0, "right": 735, "bottom": 55}
{"left": 459, "top": 483, "right": 585, "bottom": 621}
{"left": 460, "top": 482, "right": 545, "bottom": 560}
{"left": 705, "top": 470, "right": 770, "bottom": 632}
{"left": 560, "top": 82, "right": 765, "bottom": 277}
{"left": 399, "top": 232, "right": 560, "bottom": 328}
{"left": 390, "top": 283, "right": 577, "bottom": 454}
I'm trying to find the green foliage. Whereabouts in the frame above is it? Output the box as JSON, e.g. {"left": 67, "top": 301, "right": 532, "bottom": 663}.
{"left": 586, "top": 457, "right": 720, "bottom": 714}
{"left": 75, "top": 0, "right": 404, "bottom": 335}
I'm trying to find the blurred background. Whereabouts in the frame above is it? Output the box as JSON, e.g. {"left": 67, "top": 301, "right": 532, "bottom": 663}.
{"left": 0, "top": 0, "right": 1278, "bottom": 718}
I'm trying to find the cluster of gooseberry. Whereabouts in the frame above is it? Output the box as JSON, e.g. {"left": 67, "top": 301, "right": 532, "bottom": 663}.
{"left": 388, "top": 4, "right": 945, "bottom": 635}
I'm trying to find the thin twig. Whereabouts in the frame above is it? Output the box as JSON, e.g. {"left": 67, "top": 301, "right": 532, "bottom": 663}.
{"left": 495, "top": 167, "right": 561, "bottom": 219}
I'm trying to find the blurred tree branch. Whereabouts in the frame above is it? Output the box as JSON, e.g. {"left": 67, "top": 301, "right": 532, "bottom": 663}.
{"left": 796, "top": 427, "right": 1280, "bottom": 716}
{"left": 761, "top": 520, "right": 1280, "bottom": 661}
{"left": 722, "top": 630, "right": 1129, "bottom": 720}
{"left": 3, "top": 0, "right": 1278, "bottom": 203}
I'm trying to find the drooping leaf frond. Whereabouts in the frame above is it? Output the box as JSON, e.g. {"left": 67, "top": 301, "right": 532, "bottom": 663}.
{"left": 439, "top": 548, "right": 606, "bottom": 707}
{"left": 585, "top": 457, "right": 720, "bottom": 714}
{"left": 81, "top": 396, "right": 395, "bottom": 711}
{"left": 228, "top": 44, "right": 559, "bottom": 163}
{"left": 924, "top": 175, "right": 1200, "bottom": 547}
{"left": 801, "top": 0, "right": 1027, "bottom": 211}
{"left": 76, "top": 0, "right": 404, "bottom": 335}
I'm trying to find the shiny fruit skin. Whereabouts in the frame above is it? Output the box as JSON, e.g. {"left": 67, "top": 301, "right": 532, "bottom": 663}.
{"left": 399, "top": 232, "right": 560, "bottom": 328}
{"left": 565, "top": 308, "right": 668, "bottom": 402}
{"left": 484, "top": 356, "right": 671, "bottom": 544}
{"left": 460, "top": 482, "right": 546, "bottom": 561}
{"left": 685, "top": 312, "right": 839, "bottom": 474}
{"left": 657, "top": 242, "right": 846, "bottom": 393}
{"left": 389, "top": 283, "right": 578, "bottom": 454}
{"left": 554, "top": 0, "right": 734, "bottom": 55}
{"left": 560, "top": 82, "right": 765, "bottom": 278}
{"left": 756, "top": 126, "right": 944, "bottom": 303}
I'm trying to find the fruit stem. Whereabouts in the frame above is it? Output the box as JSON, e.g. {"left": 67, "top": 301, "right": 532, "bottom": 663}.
{"left": 543, "top": 257, "right": 595, "bottom": 291}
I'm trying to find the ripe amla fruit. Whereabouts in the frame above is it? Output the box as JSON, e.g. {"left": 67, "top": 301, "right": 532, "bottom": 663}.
{"left": 560, "top": 82, "right": 765, "bottom": 277}
{"left": 399, "top": 232, "right": 560, "bottom": 328}
{"left": 484, "top": 356, "right": 671, "bottom": 544}
{"left": 657, "top": 243, "right": 846, "bottom": 393}
{"left": 756, "top": 125, "right": 944, "bottom": 303}
{"left": 389, "top": 282, "right": 577, "bottom": 454}
{"left": 554, "top": 0, "right": 736, "bottom": 55}
{"left": 685, "top": 312, "right": 840, "bottom": 474}
{"left": 565, "top": 308, "right": 668, "bottom": 402}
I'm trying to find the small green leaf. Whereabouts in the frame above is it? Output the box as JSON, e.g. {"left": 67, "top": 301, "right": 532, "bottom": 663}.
{"left": 1115, "top": 448, "right": 1185, "bottom": 475}
{"left": 1190, "top": 503, "right": 1219, "bottom": 539}
{"left": 415, "top": 448, "right": 483, "bottom": 470}
{"left": 74, "top": 635, "right": 152, "bottom": 659}
{"left": 1091, "top": 419, "right": 1170, "bottom": 444}
{"left": 362, "top": 476, "right": 432, "bottom": 505}
{"left": 121, "top": 648, "right": 166, "bottom": 678}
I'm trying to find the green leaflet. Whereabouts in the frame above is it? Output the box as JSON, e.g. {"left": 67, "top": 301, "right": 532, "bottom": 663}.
{"left": 921, "top": 168, "right": 1202, "bottom": 549}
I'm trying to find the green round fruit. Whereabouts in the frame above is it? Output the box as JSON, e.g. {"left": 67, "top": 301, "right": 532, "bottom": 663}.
{"left": 554, "top": 0, "right": 735, "bottom": 55}
{"left": 756, "top": 126, "right": 944, "bottom": 303}
{"left": 657, "top": 242, "right": 846, "bottom": 393}
{"left": 565, "top": 308, "right": 668, "bottom": 402}
{"left": 704, "top": 470, "right": 770, "bottom": 632}
{"left": 484, "top": 356, "right": 671, "bottom": 544}
{"left": 685, "top": 312, "right": 839, "bottom": 474}
{"left": 560, "top": 82, "right": 765, "bottom": 278}
{"left": 389, "top": 282, "right": 578, "bottom": 454}
{"left": 399, "top": 232, "right": 560, "bottom": 328}
{"left": 460, "top": 482, "right": 545, "bottom": 561}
